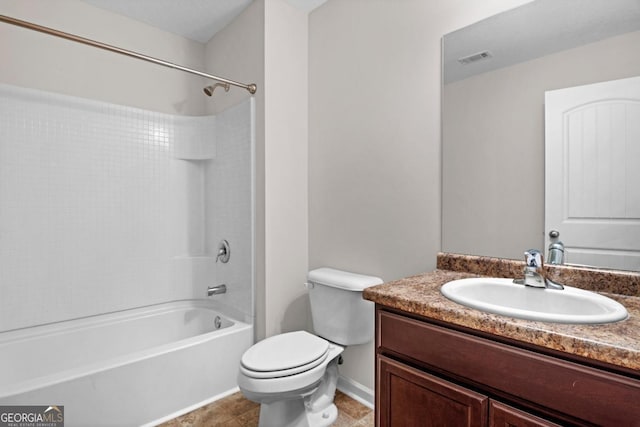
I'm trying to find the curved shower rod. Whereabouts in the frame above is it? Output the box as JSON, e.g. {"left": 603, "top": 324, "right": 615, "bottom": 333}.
{"left": 0, "top": 14, "right": 257, "bottom": 95}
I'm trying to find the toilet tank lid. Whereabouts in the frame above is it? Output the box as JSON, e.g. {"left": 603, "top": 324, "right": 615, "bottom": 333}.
{"left": 307, "top": 268, "right": 383, "bottom": 291}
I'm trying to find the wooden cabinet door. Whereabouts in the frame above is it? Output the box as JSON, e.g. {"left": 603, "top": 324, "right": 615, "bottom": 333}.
{"left": 378, "top": 355, "right": 488, "bottom": 427}
{"left": 489, "top": 401, "right": 561, "bottom": 427}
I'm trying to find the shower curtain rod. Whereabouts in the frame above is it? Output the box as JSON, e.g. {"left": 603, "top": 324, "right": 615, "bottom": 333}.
{"left": 0, "top": 14, "right": 257, "bottom": 95}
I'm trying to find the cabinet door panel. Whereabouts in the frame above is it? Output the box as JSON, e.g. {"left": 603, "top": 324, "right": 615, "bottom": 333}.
{"left": 378, "top": 355, "right": 488, "bottom": 427}
{"left": 490, "top": 401, "right": 561, "bottom": 427}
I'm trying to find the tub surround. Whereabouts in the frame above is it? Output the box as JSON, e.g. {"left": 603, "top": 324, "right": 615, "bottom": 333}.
{"left": 0, "top": 85, "right": 254, "bottom": 333}
{"left": 363, "top": 253, "right": 640, "bottom": 373}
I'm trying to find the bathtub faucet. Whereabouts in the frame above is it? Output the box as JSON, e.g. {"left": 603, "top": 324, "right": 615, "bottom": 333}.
{"left": 207, "top": 284, "right": 227, "bottom": 296}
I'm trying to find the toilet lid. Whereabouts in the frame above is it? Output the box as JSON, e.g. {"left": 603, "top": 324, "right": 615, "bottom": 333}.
{"left": 241, "top": 331, "right": 329, "bottom": 376}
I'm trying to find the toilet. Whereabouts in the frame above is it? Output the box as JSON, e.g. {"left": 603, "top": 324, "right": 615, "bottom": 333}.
{"left": 237, "top": 268, "right": 383, "bottom": 427}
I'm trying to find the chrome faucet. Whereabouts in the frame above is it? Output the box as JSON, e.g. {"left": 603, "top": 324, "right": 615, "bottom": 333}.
{"left": 516, "top": 249, "right": 564, "bottom": 290}
{"left": 216, "top": 240, "right": 230, "bottom": 263}
{"left": 207, "top": 284, "right": 227, "bottom": 296}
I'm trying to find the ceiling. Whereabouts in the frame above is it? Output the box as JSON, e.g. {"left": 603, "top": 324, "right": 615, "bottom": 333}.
{"left": 443, "top": 0, "right": 640, "bottom": 84}
{"left": 82, "top": 0, "right": 328, "bottom": 44}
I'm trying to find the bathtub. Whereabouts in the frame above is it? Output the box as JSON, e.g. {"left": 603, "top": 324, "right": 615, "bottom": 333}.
{"left": 0, "top": 300, "right": 253, "bottom": 427}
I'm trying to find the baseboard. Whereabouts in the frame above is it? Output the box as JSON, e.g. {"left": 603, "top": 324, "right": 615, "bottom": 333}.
{"left": 337, "top": 375, "right": 374, "bottom": 409}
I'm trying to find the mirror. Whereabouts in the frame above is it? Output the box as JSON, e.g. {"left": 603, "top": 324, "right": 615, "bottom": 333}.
{"left": 442, "top": 0, "right": 640, "bottom": 271}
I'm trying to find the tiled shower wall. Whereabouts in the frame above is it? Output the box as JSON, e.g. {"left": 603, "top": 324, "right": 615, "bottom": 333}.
{"left": 0, "top": 84, "right": 253, "bottom": 332}
{"left": 206, "top": 100, "right": 254, "bottom": 322}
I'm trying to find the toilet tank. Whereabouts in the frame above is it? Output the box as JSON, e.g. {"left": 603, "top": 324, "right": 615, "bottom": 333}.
{"left": 307, "top": 268, "right": 383, "bottom": 346}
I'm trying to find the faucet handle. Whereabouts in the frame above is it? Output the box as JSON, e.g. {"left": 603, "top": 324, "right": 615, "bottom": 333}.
{"left": 216, "top": 239, "right": 230, "bottom": 263}
{"left": 524, "top": 249, "right": 543, "bottom": 268}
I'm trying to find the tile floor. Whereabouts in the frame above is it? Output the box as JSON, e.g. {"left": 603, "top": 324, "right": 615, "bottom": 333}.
{"left": 160, "top": 390, "right": 374, "bottom": 427}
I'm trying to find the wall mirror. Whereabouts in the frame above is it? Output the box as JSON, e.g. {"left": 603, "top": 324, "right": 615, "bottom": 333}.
{"left": 441, "top": 0, "right": 640, "bottom": 271}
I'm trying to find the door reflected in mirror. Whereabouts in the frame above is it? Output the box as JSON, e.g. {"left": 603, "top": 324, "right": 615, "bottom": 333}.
{"left": 544, "top": 76, "right": 640, "bottom": 271}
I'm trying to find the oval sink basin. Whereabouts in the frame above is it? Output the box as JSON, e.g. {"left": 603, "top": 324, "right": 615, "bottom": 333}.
{"left": 441, "top": 278, "right": 628, "bottom": 324}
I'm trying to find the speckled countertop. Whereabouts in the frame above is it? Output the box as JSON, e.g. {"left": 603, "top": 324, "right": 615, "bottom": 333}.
{"left": 363, "top": 253, "right": 640, "bottom": 373}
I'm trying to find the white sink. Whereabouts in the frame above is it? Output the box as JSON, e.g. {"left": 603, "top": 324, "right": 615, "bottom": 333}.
{"left": 440, "top": 278, "right": 628, "bottom": 324}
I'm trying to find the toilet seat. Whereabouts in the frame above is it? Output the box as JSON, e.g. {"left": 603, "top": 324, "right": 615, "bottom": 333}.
{"left": 238, "top": 337, "right": 344, "bottom": 399}
{"left": 240, "top": 331, "right": 330, "bottom": 379}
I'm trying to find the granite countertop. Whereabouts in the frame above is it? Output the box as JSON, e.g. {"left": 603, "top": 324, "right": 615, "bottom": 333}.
{"left": 363, "top": 253, "right": 640, "bottom": 373}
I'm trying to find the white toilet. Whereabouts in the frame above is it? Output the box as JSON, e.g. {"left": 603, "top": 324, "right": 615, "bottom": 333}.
{"left": 237, "top": 268, "right": 383, "bottom": 427}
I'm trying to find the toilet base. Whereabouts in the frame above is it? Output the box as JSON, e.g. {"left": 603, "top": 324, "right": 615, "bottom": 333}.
{"left": 257, "top": 400, "right": 337, "bottom": 427}
{"left": 305, "top": 403, "right": 338, "bottom": 427}
{"left": 256, "top": 357, "right": 341, "bottom": 427}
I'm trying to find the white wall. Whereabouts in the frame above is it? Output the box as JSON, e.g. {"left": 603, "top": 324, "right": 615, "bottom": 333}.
{"left": 0, "top": 0, "right": 205, "bottom": 115}
{"left": 308, "top": 0, "right": 534, "bottom": 393}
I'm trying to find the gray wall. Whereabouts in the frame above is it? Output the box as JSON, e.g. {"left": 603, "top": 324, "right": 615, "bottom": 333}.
{"left": 308, "top": 0, "right": 533, "bottom": 392}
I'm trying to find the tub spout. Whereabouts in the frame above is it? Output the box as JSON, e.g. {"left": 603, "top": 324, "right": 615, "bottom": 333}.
{"left": 207, "top": 284, "right": 227, "bottom": 296}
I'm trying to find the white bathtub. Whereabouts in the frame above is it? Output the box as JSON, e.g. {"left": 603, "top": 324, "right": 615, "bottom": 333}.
{"left": 0, "top": 300, "right": 253, "bottom": 427}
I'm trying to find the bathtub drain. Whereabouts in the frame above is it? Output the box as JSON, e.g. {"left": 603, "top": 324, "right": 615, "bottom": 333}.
{"left": 214, "top": 316, "right": 222, "bottom": 329}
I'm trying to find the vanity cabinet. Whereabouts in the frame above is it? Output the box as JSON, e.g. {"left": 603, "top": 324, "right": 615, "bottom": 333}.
{"left": 375, "top": 307, "right": 640, "bottom": 426}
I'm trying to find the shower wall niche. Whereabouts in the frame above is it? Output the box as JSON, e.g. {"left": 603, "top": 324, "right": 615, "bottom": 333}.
{"left": 0, "top": 84, "right": 254, "bottom": 332}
